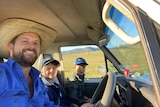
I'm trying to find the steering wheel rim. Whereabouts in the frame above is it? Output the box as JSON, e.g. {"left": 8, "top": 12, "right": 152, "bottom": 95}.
{"left": 90, "top": 71, "right": 116, "bottom": 107}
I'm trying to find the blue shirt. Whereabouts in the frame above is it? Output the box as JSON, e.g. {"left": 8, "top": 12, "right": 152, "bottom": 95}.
{"left": 41, "top": 77, "right": 71, "bottom": 107}
{"left": 0, "top": 58, "right": 54, "bottom": 107}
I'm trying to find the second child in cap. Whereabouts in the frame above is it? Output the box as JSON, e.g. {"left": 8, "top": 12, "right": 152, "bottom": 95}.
{"left": 66, "top": 58, "right": 91, "bottom": 106}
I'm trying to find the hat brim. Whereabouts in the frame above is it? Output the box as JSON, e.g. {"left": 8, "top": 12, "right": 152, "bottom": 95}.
{"left": 77, "top": 63, "right": 88, "bottom": 66}
{"left": 0, "top": 18, "right": 57, "bottom": 58}
{"left": 43, "top": 59, "right": 60, "bottom": 67}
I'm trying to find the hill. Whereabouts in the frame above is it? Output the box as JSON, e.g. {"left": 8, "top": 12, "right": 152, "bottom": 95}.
{"left": 62, "top": 47, "right": 100, "bottom": 55}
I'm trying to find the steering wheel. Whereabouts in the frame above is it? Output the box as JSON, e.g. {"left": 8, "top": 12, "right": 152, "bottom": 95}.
{"left": 90, "top": 71, "right": 116, "bottom": 107}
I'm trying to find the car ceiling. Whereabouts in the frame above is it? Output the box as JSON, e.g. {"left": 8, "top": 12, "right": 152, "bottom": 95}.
{"left": 0, "top": 0, "right": 106, "bottom": 43}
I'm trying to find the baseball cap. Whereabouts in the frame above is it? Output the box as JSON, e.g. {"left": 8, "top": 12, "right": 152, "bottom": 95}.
{"left": 75, "top": 58, "right": 88, "bottom": 65}
{"left": 41, "top": 54, "right": 60, "bottom": 68}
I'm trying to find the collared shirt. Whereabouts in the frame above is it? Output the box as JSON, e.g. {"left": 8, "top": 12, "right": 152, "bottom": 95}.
{"left": 0, "top": 58, "right": 54, "bottom": 107}
{"left": 41, "top": 77, "right": 71, "bottom": 107}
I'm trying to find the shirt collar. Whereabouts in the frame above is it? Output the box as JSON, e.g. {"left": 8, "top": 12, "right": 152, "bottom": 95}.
{"left": 7, "top": 57, "right": 40, "bottom": 82}
{"left": 75, "top": 73, "right": 85, "bottom": 81}
{"left": 41, "top": 76, "right": 56, "bottom": 86}
{"left": 7, "top": 57, "right": 19, "bottom": 68}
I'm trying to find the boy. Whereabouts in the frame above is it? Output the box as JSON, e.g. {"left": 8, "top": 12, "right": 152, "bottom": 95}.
{"left": 40, "top": 54, "right": 78, "bottom": 107}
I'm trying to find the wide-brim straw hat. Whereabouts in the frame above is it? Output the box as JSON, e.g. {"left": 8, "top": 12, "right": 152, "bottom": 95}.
{"left": 0, "top": 18, "right": 57, "bottom": 58}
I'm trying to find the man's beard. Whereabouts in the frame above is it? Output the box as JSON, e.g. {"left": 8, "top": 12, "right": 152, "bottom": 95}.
{"left": 12, "top": 49, "right": 38, "bottom": 67}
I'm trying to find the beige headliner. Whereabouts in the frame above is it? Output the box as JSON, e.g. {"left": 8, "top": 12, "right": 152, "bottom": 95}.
{"left": 0, "top": 0, "right": 106, "bottom": 44}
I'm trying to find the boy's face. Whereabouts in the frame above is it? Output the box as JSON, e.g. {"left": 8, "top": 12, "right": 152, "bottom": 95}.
{"left": 75, "top": 64, "right": 87, "bottom": 75}
{"left": 41, "top": 63, "right": 58, "bottom": 80}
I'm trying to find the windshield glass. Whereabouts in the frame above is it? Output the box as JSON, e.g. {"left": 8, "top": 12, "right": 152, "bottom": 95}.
{"left": 104, "top": 7, "right": 151, "bottom": 83}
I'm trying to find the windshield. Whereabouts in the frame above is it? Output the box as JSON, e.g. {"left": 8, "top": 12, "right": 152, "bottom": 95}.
{"left": 104, "top": 7, "right": 151, "bottom": 83}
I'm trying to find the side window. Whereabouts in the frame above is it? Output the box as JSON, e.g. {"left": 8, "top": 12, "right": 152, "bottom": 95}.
{"left": 60, "top": 45, "right": 106, "bottom": 79}
{"left": 104, "top": 6, "right": 150, "bottom": 78}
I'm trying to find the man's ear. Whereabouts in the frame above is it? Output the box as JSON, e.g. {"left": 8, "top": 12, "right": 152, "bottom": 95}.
{"left": 8, "top": 43, "right": 13, "bottom": 56}
{"left": 8, "top": 43, "right": 13, "bottom": 51}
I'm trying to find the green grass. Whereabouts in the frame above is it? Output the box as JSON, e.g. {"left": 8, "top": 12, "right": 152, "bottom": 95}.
{"left": 62, "top": 51, "right": 106, "bottom": 79}
{"left": 62, "top": 44, "right": 149, "bottom": 79}
{"left": 110, "top": 44, "right": 149, "bottom": 74}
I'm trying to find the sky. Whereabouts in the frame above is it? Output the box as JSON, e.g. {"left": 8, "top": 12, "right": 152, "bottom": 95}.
{"left": 61, "top": 45, "right": 98, "bottom": 51}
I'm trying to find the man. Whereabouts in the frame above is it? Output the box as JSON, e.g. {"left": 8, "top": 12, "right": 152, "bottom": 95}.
{"left": 0, "top": 18, "right": 57, "bottom": 107}
{"left": 0, "top": 18, "right": 94, "bottom": 107}
{"left": 40, "top": 54, "right": 78, "bottom": 107}
{"left": 66, "top": 58, "right": 91, "bottom": 106}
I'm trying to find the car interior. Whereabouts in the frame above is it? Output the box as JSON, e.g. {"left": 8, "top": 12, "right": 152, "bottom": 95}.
{"left": 0, "top": 0, "right": 160, "bottom": 107}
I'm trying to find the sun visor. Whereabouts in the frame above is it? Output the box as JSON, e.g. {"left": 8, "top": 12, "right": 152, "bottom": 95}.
{"left": 87, "top": 27, "right": 109, "bottom": 46}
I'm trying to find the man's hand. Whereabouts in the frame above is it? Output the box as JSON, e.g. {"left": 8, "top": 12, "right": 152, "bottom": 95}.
{"left": 84, "top": 96, "right": 91, "bottom": 103}
{"left": 70, "top": 103, "right": 79, "bottom": 107}
{"left": 80, "top": 103, "right": 94, "bottom": 107}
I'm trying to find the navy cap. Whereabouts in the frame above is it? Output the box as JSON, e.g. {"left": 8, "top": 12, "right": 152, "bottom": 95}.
{"left": 41, "top": 54, "right": 60, "bottom": 68}
{"left": 75, "top": 58, "right": 88, "bottom": 65}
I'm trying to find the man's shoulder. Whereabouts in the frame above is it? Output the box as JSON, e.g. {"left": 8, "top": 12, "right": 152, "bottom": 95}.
{"left": 0, "top": 61, "right": 7, "bottom": 66}
{"left": 0, "top": 62, "right": 9, "bottom": 73}
{"left": 0, "top": 63, "right": 11, "bottom": 90}
{"left": 0, "top": 58, "right": 17, "bottom": 71}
